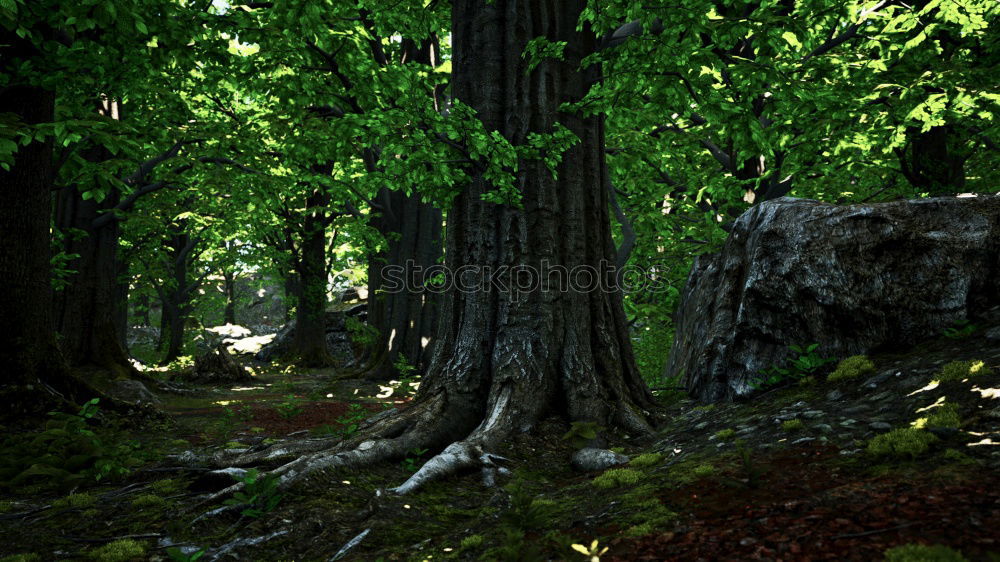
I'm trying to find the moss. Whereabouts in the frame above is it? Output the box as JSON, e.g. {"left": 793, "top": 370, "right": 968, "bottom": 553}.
{"left": 936, "top": 360, "right": 991, "bottom": 382}
{"left": 53, "top": 493, "right": 96, "bottom": 509}
{"left": 942, "top": 449, "right": 977, "bottom": 465}
{"left": 88, "top": 539, "right": 146, "bottom": 562}
{"left": 131, "top": 493, "right": 166, "bottom": 509}
{"left": 592, "top": 468, "right": 642, "bottom": 489}
{"left": 867, "top": 427, "right": 938, "bottom": 459}
{"left": 459, "top": 534, "right": 484, "bottom": 551}
{"left": 913, "top": 403, "right": 962, "bottom": 429}
{"left": 883, "top": 543, "right": 967, "bottom": 562}
{"left": 608, "top": 447, "right": 626, "bottom": 454}
{"left": 0, "top": 501, "right": 13, "bottom": 514}
{"left": 150, "top": 478, "right": 185, "bottom": 495}
{"left": 692, "top": 464, "right": 715, "bottom": 478}
{"left": 828, "top": 355, "right": 876, "bottom": 382}
{"left": 782, "top": 419, "right": 805, "bottom": 431}
{"left": 629, "top": 453, "right": 663, "bottom": 468}
{"left": 714, "top": 428, "right": 736, "bottom": 440}
{"left": 0, "top": 555, "right": 40, "bottom": 562}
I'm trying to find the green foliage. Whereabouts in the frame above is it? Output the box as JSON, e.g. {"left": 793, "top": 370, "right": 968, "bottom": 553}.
{"left": 345, "top": 317, "right": 378, "bottom": 347}
{"left": 782, "top": 419, "right": 805, "bottom": 432}
{"left": 714, "top": 428, "right": 736, "bottom": 440}
{"left": 592, "top": 468, "right": 642, "bottom": 489}
{"left": 750, "top": 344, "right": 834, "bottom": 390}
{"left": 392, "top": 354, "right": 419, "bottom": 396}
{"left": 935, "top": 360, "right": 992, "bottom": 382}
{"left": 629, "top": 453, "right": 662, "bottom": 468}
{"left": 0, "top": 399, "right": 138, "bottom": 490}
{"left": 735, "top": 440, "right": 766, "bottom": 489}
{"left": 942, "top": 319, "right": 977, "bottom": 339}
{"left": 400, "top": 448, "right": 428, "bottom": 473}
{"left": 459, "top": 534, "right": 484, "bottom": 552}
{"left": 562, "top": 421, "right": 602, "bottom": 449}
{"left": 828, "top": 355, "right": 877, "bottom": 382}
{"left": 88, "top": 539, "right": 146, "bottom": 562}
{"left": 334, "top": 403, "right": 368, "bottom": 439}
{"left": 632, "top": 323, "right": 675, "bottom": 387}
{"left": 275, "top": 395, "right": 303, "bottom": 419}
{"left": 867, "top": 428, "right": 938, "bottom": 459}
{"left": 166, "top": 548, "right": 206, "bottom": 562}
{"left": 224, "top": 468, "right": 283, "bottom": 518}
{"left": 883, "top": 543, "right": 968, "bottom": 562}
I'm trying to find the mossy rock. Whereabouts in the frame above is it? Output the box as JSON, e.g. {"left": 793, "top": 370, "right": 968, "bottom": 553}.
{"left": 592, "top": 468, "right": 642, "bottom": 489}
{"left": 913, "top": 403, "right": 961, "bottom": 429}
{"left": 828, "top": 355, "right": 875, "bottom": 382}
{"left": 883, "top": 543, "right": 967, "bottom": 562}
{"left": 87, "top": 539, "right": 146, "bottom": 562}
{"left": 629, "top": 453, "right": 662, "bottom": 468}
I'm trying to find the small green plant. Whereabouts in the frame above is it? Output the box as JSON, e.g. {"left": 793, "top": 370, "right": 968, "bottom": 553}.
{"left": 333, "top": 403, "right": 368, "bottom": 438}
{"left": 562, "top": 421, "right": 602, "bottom": 449}
{"left": 400, "top": 447, "right": 429, "bottom": 472}
{"left": 167, "top": 548, "right": 206, "bottom": 562}
{"left": 867, "top": 427, "right": 937, "bottom": 459}
{"left": 942, "top": 318, "right": 977, "bottom": 340}
{"left": 459, "top": 534, "right": 484, "bottom": 552}
{"left": 714, "top": 428, "right": 736, "bottom": 440}
{"left": 224, "top": 468, "right": 283, "bottom": 518}
{"left": 592, "top": 467, "right": 642, "bottom": 489}
{"left": 750, "top": 343, "right": 834, "bottom": 390}
{"left": 935, "top": 359, "right": 991, "bottom": 382}
{"left": 345, "top": 316, "right": 378, "bottom": 347}
{"left": 502, "top": 478, "right": 558, "bottom": 529}
{"left": 393, "top": 354, "right": 419, "bottom": 396}
{"left": 629, "top": 453, "right": 662, "bottom": 468}
{"left": 883, "top": 543, "right": 968, "bottom": 562}
{"left": 827, "top": 355, "right": 876, "bottom": 382}
{"left": 735, "top": 440, "right": 766, "bottom": 489}
{"left": 275, "top": 395, "right": 303, "bottom": 419}
{"left": 782, "top": 419, "right": 805, "bottom": 431}
{"left": 88, "top": 539, "right": 146, "bottom": 561}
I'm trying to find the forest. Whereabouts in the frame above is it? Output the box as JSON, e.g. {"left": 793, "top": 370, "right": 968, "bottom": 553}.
{"left": 1, "top": 0, "right": 999, "bottom": 560}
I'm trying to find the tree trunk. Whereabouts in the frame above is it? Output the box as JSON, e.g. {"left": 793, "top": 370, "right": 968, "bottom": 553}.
{"left": 293, "top": 189, "right": 335, "bottom": 366}
{"left": 365, "top": 189, "right": 442, "bottom": 379}
{"left": 223, "top": 269, "right": 237, "bottom": 325}
{"left": 160, "top": 232, "right": 194, "bottom": 365}
{"left": 204, "top": 0, "right": 657, "bottom": 500}
{"left": 53, "top": 184, "right": 135, "bottom": 378}
{"left": 0, "top": 76, "right": 78, "bottom": 417}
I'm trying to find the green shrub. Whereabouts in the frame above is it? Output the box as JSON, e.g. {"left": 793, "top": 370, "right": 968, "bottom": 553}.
{"left": 867, "top": 428, "right": 937, "bottom": 459}
{"left": 782, "top": 419, "right": 805, "bottom": 431}
{"left": 629, "top": 453, "right": 662, "bottom": 468}
{"left": 714, "top": 428, "right": 736, "bottom": 440}
{"left": 828, "top": 355, "right": 876, "bottom": 382}
{"left": 936, "top": 360, "right": 991, "bottom": 382}
{"left": 883, "top": 543, "right": 967, "bottom": 562}
{"left": 88, "top": 539, "right": 146, "bottom": 562}
{"left": 592, "top": 468, "right": 642, "bottom": 489}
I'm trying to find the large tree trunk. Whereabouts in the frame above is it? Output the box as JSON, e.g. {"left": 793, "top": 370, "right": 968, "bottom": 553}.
{"left": 222, "top": 269, "right": 237, "bottom": 325}
{"left": 53, "top": 185, "right": 135, "bottom": 378}
{"left": 0, "top": 70, "right": 81, "bottom": 417}
{"left": 159, "top": 231, "right": 195, "bottom": 365}
{"left": 293, "top": 189, "right": 335, "bottom": 366}
{"left": 207, "top": 0, "right": 657, "bottom": 499}
{"left": 364, "top": 190, "right": 442, "bottom": 378}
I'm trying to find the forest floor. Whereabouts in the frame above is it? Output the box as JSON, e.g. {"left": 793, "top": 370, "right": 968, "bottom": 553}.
{"left": 1, "top": 329, "right": 999, "bottom": 561}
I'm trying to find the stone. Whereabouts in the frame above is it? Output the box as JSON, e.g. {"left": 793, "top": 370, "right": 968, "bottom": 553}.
{"left": 869, "top": 421, "right": 892, "bottom": 431}
{"left": 826, "top": 390, "right": 844, "bottom": 401}
{"left": 863, "top": 371, "right": 899, "bottom": 389}
{"left": 792, "top": 437, "right": 816, "bottom": 445}
{"left": 571, "top": 448, "right": 629, "bottom": 472}
{"left": 665, "top": 195, "right": 1000, "bottom": 401}
{"left": 184, "top": 344, "right": 251, "bottom": 384}
{"left": 106, "top": 380, "right": 160, "bottom": 405}
{"left": 255, "top": 303, "right": 366, "bottom": 363}
{"left": 814, "top": 424, "right": 834, "bottom": 433}
{"left": 802, "top": 410, "right": 825, "bottom": 419}
{"left": 985, "top": 326, "right": 1000, "bottom": 342}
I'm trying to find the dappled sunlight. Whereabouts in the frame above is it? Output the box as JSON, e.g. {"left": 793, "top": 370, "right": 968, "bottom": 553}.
{"left": 906, "top": 380, "right": 939, "bottom": 396}
{"left": 971, "top": 386, "right": 1000, "bottom": 400}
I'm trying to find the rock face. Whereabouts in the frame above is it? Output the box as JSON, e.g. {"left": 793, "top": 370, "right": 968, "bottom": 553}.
{"left": 187, "top": 344, "right": 251, "bottom": 384}
{"left": 255, "top": 303, "right": 367, "bottom": 364}
{"left": 666, "top": 195, "right": 1000, "bottom": 402}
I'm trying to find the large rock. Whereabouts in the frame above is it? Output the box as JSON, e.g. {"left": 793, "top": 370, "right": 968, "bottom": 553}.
{"left": 254, "top": 303, "right": 367, "bottom": 363}
{"left": 185, "top": 344, "right": 251, "bottom": 384}
{"left": 666, "top": 195, "right": 1000, "bottom": 402}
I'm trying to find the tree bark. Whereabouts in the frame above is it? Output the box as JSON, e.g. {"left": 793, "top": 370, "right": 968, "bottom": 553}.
{"left": 364, "top": 189, "right": 442, "bottom": 379}
{"left": 223, "top": 268, "right": 237, "bottom": 325}
{"left": 0, "top": 70, "right": 77, "bottom": 417}
{"left": 293, "top": 188, "right": 335, "bottom": 366}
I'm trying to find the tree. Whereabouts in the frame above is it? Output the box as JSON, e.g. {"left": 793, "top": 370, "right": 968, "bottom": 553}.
{"left": 212, "top": 0, "right": 657, "bottom": 497}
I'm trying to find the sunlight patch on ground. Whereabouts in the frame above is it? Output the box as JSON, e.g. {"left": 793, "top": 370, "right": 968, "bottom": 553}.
{"left": 907, "top": 380, "right": 939, "bottom": 396}
{"left": 231, "top": 386, "right": 266, "bottom": 392}
{"left": 971, "top": 386, "right": 1000, "bottom": 399}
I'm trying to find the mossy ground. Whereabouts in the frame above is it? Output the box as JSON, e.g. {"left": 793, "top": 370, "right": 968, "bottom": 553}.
{"left": 2, "top": 328, "right": 1000, "bottom": 561}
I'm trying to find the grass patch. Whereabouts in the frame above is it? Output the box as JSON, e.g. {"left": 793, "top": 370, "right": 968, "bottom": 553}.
{"left": 883, "top": 543, "right": 967, "bottom": 561}
{"left": 459, "top": 534, "right": 484, "bottom": 552}
{"left": 592, "top": 468, "right": 642, "bottom": 489}
{"left": 629, "top": 453, "right": 662, "bottom": 468}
